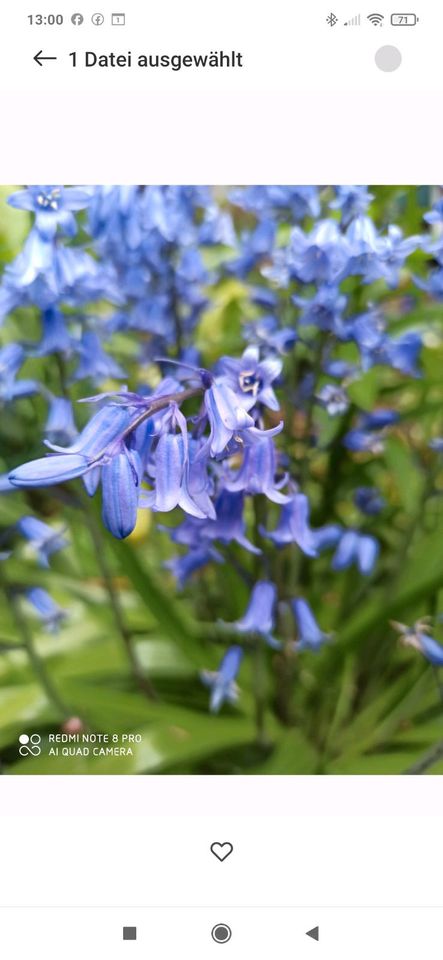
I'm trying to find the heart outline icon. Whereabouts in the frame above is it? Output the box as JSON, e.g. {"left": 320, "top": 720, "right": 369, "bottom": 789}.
{"left": 210, "top": 842, "right": 234, "bottom": 862}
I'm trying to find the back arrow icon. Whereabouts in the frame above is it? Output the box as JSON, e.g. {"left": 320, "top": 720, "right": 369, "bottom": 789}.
{"left": 34, "top": 50, "right": 58, "bottom": 66}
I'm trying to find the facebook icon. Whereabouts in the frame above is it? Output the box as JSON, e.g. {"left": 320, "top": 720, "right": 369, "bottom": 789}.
{"left": 71, "top": 13, "right": 84, "bottom": 24}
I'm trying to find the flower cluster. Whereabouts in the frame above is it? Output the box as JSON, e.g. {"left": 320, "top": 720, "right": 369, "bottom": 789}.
{"left": 1, "top": 184, "right": 442, "bottom": 719}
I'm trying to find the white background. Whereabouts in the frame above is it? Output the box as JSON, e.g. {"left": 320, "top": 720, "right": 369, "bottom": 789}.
{"left": 1, "top": 779, "right": 443, "bottom": 957}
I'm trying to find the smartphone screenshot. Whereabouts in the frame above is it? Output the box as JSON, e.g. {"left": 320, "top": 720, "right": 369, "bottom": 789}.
{"left": 0, "top": 2, "right": 442, "bottom": 957}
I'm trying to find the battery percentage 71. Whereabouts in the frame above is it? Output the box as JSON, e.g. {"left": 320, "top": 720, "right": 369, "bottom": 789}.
{"left": 391, "top": 13, "right": 419, "bottom": 25}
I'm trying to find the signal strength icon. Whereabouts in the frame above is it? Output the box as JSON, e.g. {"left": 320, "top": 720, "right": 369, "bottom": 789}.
{"left": 367, "top": 12, "right": 384, "bottom": 24}
{"left": 344, "top": 14, "right": 361, "bottom": 24}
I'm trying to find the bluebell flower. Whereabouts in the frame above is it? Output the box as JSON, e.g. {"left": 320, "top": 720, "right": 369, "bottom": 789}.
{"left": 269, "top": 220, "right": 349, "bottom": 287}
{"left": 0, "top": 343, "right": 38, "bottom": 402}
{"left": 8, "top": 186, "right": 91, "bottom": 239}
{"left": 262, "top": 493, "right": 326, "bottom": 557}
{"left": 0, "top": 233, "right": 122, "bottom": 322}
{"left": 230, "top": 186, "right": 320, "bottom": 221}
{"left": 198, "top": 491, "right": 260, "bottom": 555}
{"left": 332, "top": 529, "right": 379, "bottom": 575}
{"left": 9, "top": 402, "right": 135, "bottom": 492}
{"left": 330, "top": 186, "right": 374, "bottom": 226}
{"left": 143, "top": 433, "right": 214, "bottom": 520}
{"left": 383, "top": 331, "right": 422, "bottom": 378}
{"left": 18, "top": 516, "right": 68, "bottom": 568}
{"left": 424, "top": 198, "right": 443, "bottom": 225}
{"left": 291, "top": 598, "right": 330, "bottom": 651}
{"left": 44, "top": 396, "right": 78, "bottom": 446}
{"left": 101, "top": 449, "right": 141, "bottom": 539}
{"left": 201, "top": 645, "right": 243, "bottom": 713}
{"left": 203, "top": 380, "right": 283, "bottom": 458}
{"left": 316, "top": 384, "right": 349, "bottom": 417}
{"left": 392, "top": 618, "right": 443, "bottom": 667}
{"left": 229, "top": 219, "right": 276, "bottom": 277}
{"left": 349, "top": 312, "right": 421, "bottom": 376}
{"left": 346, "top": 218, "right": 420, "bottom": 288}
{"left": 223, "top": 581, "right": 279, "bottom": 648}
{"left": 33, "top": 308, "right": 72, "bottom": 356}
{"left": 25, "top": 587, "right": 66, "bottom": 633}
{"left": 244, "top": 315, "right": 297, "bottom": 355}
{"left": 225, "top": 435, "right": 290, "bottom": 504}
{"left": 293, "top": 285, "right": 347, "bottom": 334}
{"left": 354, "top": 487, "right": 385, "bottom": 515}
{"left": 73, "top": 330, "right": 126, "bottom": 383}
{"left": 344, "top": 409, "right": 399, "bottom": 453}
{"left": 415, "top": 267, "right": 443, "bottom": 302}
{"left": 203, "top": 382, "right": 254, "bottom": 456}
{"left": 218, "top": 346, "right": 282, "bottom": 412}
{"left": 166, "top": 546, "right": 223, "bottom": 588}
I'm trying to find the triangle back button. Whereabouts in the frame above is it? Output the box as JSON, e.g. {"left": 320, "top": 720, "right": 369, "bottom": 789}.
{"left": 306, "top": 926, "right": 319, "bottom": 942}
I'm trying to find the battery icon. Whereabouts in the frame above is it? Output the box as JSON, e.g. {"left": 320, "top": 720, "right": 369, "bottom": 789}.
{"left": 391, "top": 13, "right": 418, "bottom": 25}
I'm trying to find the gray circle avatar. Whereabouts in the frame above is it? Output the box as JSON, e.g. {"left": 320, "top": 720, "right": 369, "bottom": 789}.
{"left": 375, "top": 45, "right": 402, "bottom": 72}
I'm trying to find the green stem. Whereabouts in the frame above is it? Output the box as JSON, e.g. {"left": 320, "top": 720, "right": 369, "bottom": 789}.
{"left": 78, "top": 488, "right": 157, "bottom": 700}
{"left": 253, "top": 636, "right": 269, "bottom": 748}
{"left": 2, "top": 576, "right": 71, "bottom": 719}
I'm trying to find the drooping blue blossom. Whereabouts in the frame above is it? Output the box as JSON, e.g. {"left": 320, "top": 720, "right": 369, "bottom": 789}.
{"left": 33, "top": 308, "right": 72, "bottom": 357}
{"left": 203, "top": 381, "right": 283, "bottom": 457}
{"left": 332, "top": 529, "right": 379, "bottom": 576}
{"left": 8, "top": 186, "right": 91, "bottom": 239}
{"left": 267, "top": 220, "right": 349, "bottom": 287}
{"left": 229, "top": 219, "right": 276, "bottom": 278}
{"left": 262, "top": 493, "right": 333, "bottom": 558}
{"left": 354, "top": 487, "right": 385, "bottom": 515}
{"left": 201, "top": 645, "right": 243, "bottom": 713}
{"left": 222, "top": 581, "right": 279, "bottom": 648}
{"left": 346, "top": 218, "right": 420, "bottom": 288}
{"left": 166, "top": 545, "right": 223, "bottom": 589}
{"left": 344, "top": 409, "right": 399, "bottom": 453}
{"left": 143, "top": 432, "right": 214, "bottom": 520}
{"left": 25, "top": 586, "right": 67, "bottom": 633}
{"left": 186, "top": 490, "right": 261, "bottom": 555}
{"left": 18, "top": 516, "right": 68, "bottom": 568}
{"left": 347, "top": 309, "right": 422, "bottom": 376}
{"left": 44, "top": 396, "right": 78, "bottom": 446}
{"left": 0, "top": 343, "right": 38, "bottom": 401}
{"left": 244, "top": 315, "right": 297, "bottom": 355}
{"left": 293, "top": 285, "right": 347, "bottom": 334}
{"left": 224, "top": 435, "right": 290, "bottom": 504}
{"left": 230, "top": 185, "right": 321, "bottom": 221}
{"left": 291, "top": 598, "right": 330, "bottom": 651}
{"left": 316, "top": 383, "right": 349, "bottom": 417}
{"left": 330, "top": 186, "right": 374, "bottom": 227}
{"left": 393, "top": 619, "right": 443, "bottom": 667}
{"left": 0, "top": 231, "right": 122, "bottom": 323}
{"left": 73, "top": 330, "right": 126, "bottom": 383}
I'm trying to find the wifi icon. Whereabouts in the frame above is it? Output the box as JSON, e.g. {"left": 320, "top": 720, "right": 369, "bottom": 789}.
{"left": 367, "top": 12, "right": 384, "bottom": 24}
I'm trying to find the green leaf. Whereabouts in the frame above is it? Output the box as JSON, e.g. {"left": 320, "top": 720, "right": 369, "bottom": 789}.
{"left": 110, "top": 539, "right": 202, "bottom": 664}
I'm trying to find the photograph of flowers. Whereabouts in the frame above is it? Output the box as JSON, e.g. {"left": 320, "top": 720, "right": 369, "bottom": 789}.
{"left": 1, "top": 184, "right": 443, "bottom": 775}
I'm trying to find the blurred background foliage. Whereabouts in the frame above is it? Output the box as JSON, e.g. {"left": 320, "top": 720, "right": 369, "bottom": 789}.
{"left": 1, "top": 184, "right": 443, "bottom": 775}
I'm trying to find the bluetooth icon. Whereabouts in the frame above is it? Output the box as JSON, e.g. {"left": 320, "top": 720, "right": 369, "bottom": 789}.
{"left": 326, "top": 12, "right": 338, "bottom": 26}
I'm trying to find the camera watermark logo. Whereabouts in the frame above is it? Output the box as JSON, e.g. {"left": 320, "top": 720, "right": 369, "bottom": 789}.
{"left": 19, "top": 733, "right": 42, "bottom": 757}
